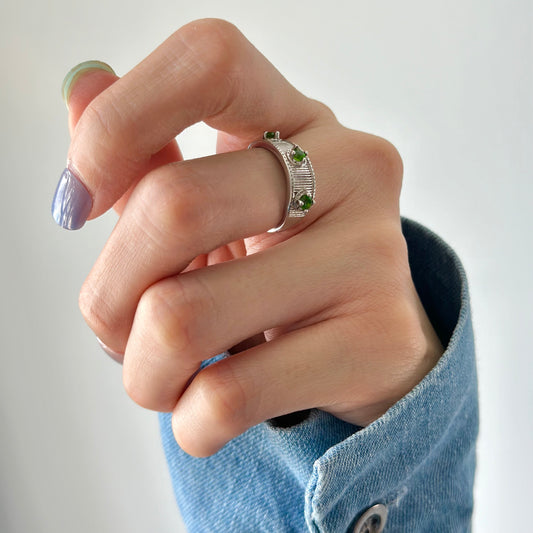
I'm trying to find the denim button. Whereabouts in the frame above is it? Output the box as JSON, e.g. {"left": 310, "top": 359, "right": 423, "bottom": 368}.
{"left": 352, "top": 503, "right": 388, "bottom": 533}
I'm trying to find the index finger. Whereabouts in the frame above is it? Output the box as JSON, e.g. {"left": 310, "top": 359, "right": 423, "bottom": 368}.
{"left": 52, "top": 18, "right": 330, "bottom": 229}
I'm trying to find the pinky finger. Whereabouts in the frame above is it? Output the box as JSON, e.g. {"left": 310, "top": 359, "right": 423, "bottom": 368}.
{"left": 171, "top": 321, "right": 353, "bottom": 457}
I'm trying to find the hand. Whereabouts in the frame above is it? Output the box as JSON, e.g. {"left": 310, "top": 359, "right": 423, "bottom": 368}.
{"left": 54, "top": 19, "right": 443, "bottom": 457}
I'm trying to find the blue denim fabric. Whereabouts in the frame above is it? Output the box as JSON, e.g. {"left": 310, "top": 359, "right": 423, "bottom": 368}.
{"left": 159, "top": 218, "right": 478, "bottom": 532}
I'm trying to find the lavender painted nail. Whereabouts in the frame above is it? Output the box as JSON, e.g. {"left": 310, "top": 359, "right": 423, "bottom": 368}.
{"left": 51, "top": 167, "right": 92, "bottom": 230}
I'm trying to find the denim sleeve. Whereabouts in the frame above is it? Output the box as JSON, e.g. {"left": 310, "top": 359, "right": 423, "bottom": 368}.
{"left": 159, "top": 218, "right": 478, "bottom": 533}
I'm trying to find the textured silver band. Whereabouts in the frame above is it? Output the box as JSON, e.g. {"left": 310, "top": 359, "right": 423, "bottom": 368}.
{"left": 248, "top": 131, "right": 316, "bottom": 232}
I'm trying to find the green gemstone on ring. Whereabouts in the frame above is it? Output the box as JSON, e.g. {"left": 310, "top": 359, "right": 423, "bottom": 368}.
{"left": 265, "top": 131, "right": 277, "bottom": 139}
{"left": 299, "top": 194, "right": 314, "bottom": 211}
{"left": 292, "top": 146, "right": 306, "bottom": 163}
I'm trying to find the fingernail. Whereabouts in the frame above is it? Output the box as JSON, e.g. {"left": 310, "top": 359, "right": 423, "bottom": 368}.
{"left": 51, "top": 167, "right": 93, "bottom": 230}
{"left": 61, "top": 60, "right": 116, "bottom": 108}
{"left": 96, "top": 337, "right": 124, "bottom": 364}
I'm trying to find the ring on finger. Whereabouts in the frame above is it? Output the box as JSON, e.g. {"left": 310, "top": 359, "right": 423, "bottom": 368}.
{"left": 248, "top": 131, "right": 316, "bottom": 232}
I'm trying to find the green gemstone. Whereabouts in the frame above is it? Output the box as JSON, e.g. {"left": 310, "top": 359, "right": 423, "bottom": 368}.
{"left": 292, "top": 147, "right": 306, "bottom": 163}
{"left": 265, "top": 131, "right": 276, "bottom": 139}
{"left": 299, "top": 194, "right": 314, "bottom": 210}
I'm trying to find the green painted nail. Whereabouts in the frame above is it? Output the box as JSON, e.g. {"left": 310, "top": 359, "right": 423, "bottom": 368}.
{"left": 61, "top": 60, "right": 116, "bottom": 108}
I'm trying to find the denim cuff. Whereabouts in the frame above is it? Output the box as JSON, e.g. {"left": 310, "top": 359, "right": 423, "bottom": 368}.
{"left": 159, "top": 218, "right": 478, "bottom": 533}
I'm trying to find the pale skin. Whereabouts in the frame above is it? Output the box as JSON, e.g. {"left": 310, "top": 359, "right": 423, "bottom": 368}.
{"left": 65, "top": 19, "right": 443, "bottom": 458}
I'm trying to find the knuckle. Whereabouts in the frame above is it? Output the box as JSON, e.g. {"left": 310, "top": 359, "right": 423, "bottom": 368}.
{"left": 179, "top": 18, "right": 242, "bottom": 64}
{"left": 137, "top": 279, "right": 197, "bottom": 355}
{"left": 122, "top": 366, "right": 174, "bottom": 412}
{"left": 185, "top": 18, "right": 241, "bottom": 41}
{"left": 78, "top": 281, "right": 117, "bottom": 339}
{"left": 330, "top": 132, "right": 403, "bottom": 204}
{"left": 122, "top": 368, "right": 145, "bottom": 408}
{"left": 194, "top": 364, "right": 250, "bottom": 435}
{"left": 121, "top": 332, "right": 182, "bottom": 413}
{"left": 137, "top": 168, "right": 207, "bottom": 251}
{"left": 367, "top": 225, "right": 410, "bottom": 274}
{"left": 81, "top": 96, "right": 129, "bottom": 154}
{"left": 173, "top": 19, "right": 243, "bottom": 113}
{"left": 307, "top": 99, "right": 338, "bottom": 124}
{"left": 82, "top": 99, "right": 114, "bottom": 142}
{"left": 363, "top": 135, "right": 404, "bottom": 189}
{"left": 337, "top": 224, "right": 409, "bottom": 298}
{"left": 125, "top": 382, "right": 176, "bottom": 413}
{"left": 384, "top": 297, "right": 429, "bottom": 362}
{"left": 75, "top": 96, "right": 142, "bottom": 191}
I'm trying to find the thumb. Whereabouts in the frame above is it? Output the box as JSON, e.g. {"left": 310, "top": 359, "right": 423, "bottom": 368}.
{"left": 51, "top": 61, "right": 118, "bottom": 230}
{"left": 52, "top": 61, "right": 181, "bottom": 228}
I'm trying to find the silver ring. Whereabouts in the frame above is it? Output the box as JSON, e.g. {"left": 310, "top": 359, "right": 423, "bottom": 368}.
{"left": 248, "top": 131, "right": 316, "bottom": 232}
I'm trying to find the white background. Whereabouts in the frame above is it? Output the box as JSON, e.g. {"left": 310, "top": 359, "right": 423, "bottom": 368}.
{"left": 1, "top": 1, "right": 531, "bottom": 531}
